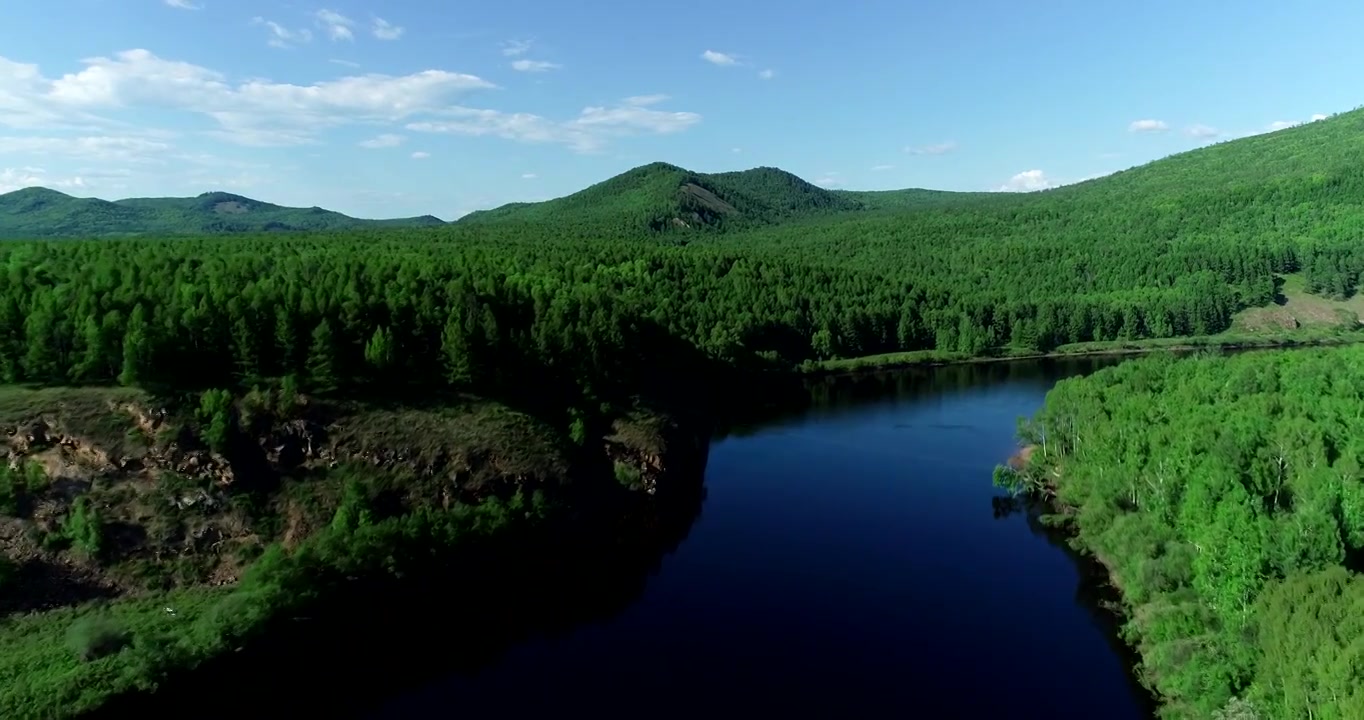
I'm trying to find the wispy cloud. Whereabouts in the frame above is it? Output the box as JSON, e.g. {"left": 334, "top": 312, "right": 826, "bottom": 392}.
{"left": 0, "top": 135, "right": 171, "bottom": 162}
{"left": 871, "top": 164, "right": 894, "bottom": 171}
{"left": 315, "top": 9, "right": 356, "bottom": 41}
{"left": 0, "top": 167, "right": 92, "bottom": 193}
{"left": 511, "top": 59, "right": 561, "bottom": 73}
{"left": 253, "top": 17, "right": 312, "bottom": 49}
{"left": 521, "top": 172, "right": 537, "bottom": 179}
{"left": 410, "top": 151, "right": 429, "bottom": 159}
{"left": 358, "top": 133, "right": 405, "bottom": 149}
{"left": 905, "top": 141, "right": 956, "bottom": 155}
{"left": 330, "top": 58, "right": 361, "bottom": 68}
{"left": 1128, "top": 119, "right": 1169, "bottom": 133}
{"left": 1185, "top": 123, "right": 1221, "bottom": 139}
{"left": 701, "top": 50, "right": 739, "bottom": 66}
{"left": 372, "top": 18, "right": 404, "bottom": 41}
{"left": 502, "top": 39, "right": 533, "bottom": 57}
{"left": 758, "top": 69, "right": 775, "bottom": 79}
{"left": 164, "top": 0, "right": 201, "bottom": 9}
{"left": 1266, "top": 120, "right": 1299, "bottom": 132}
{"left": 407, "top": 95, "right": 702, "bottom": 153}
{"left": 623, "top": 95, "right": 674, "bottom": 109}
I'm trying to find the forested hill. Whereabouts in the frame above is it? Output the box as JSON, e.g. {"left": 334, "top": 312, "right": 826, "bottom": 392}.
{"left": 0, "top": 187, "right": 447, "bottom": 239}
{"left": 457, "top": 162, "right": 991, "bottom": 234}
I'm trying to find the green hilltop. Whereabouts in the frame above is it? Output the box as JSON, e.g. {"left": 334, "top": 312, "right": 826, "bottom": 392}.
{"left": 456, "top": 161, "right": 1000, "bottom": 234}
{"left": 0, "top": 187, "right": 447, "bottom": 239}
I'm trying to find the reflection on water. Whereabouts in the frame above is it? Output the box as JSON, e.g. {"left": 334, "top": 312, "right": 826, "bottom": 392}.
{"left": 97, "top": 356, "right": 1163, "bottom": 719}
{"left": 375, "top": 356, "right": 1156, "bottom": 719}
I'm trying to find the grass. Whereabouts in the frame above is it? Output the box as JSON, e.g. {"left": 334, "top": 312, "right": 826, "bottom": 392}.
{"left": 1232, "top": 273, "right": 1364, "bottom": 332}
{"left": 325, "top": 399, "right": 569, "bottom": 484}
{"left": 0, "top": 586, "right": 231, "bottom": 714}
{"left": 605, "top": 410, "right": 672, "bottom": 459}
{"left": 0, "top": 386, "right": 155, "bottom": 458}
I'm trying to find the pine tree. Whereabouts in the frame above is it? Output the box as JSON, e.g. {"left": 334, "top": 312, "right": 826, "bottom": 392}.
{"left": 119, "top": 305, "right": 151, "bottom": 387}
{"left": 441, "top": 317, "right": 475, "bottom": 387}
{"left": 274, "top": 306, "right": 298, "bottom": 377}
{"left": 363, "top": 325, "right": 394, "bottom": 373}
{"left": 305, "top": 320, "right": 338, "bottom": 394}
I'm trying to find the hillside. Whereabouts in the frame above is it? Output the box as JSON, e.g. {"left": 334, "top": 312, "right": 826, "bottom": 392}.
{"left": 457, "top": 162, "right": 990, "bottom": 234}
{"left": 0, "top": 188, "right": 446, "bottom": 239}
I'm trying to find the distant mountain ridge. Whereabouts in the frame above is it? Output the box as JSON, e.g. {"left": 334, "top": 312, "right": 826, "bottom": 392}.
{"left": 0, "top": 187, "right": 447, "bottom": 239}
{"left": 457, "top": 162, "right": 1000, "bottom": 234}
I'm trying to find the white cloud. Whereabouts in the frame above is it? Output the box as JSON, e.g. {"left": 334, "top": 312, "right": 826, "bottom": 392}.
{"left": 407, "top": 96, "right": 702, "bottom": 153}
{"left": 511, "top": 59, "right": 561, "bottom": 73}
{"left": 758, "top": 69, "right": 775, "bottom": 79}
{"left": 3, "top": 49, "right": 496, "bottom": 145}
{"left": 731, "top": 147, "right": 742, "bottom": 153}
{"left": 1311, "top": 113, "right": 1328, "bottom": 121}
{"left": 330, "top": 58, "right": 361, "bottom": 68}
{"left": 1185, "top": 123, "right": 1220, "bottom": 139}
{"left": 905, "top": 141, "right": 956, "bottom": 155}
{"left": 502, "top": 40, "right": 533, "bottom": 57}
{"left": 372, "top": 18, "right": 404, "bottom": 41}
{"left": 701, "top": 50, "right": 738, "bottom": 66}
{"left": 253, "top": 17, "right": 312, "bottom": 49}
{"left": 996, "top": 169, "right": 1054, "bottom": 192}
{"left": 410, "top": 151, "right": 429, "bottom": 159}
{"left": 813, "top": 175, "right": 845, "bottom": 187}
{"left": 1128, "top": 119, "right": 1169, "bottom": 133}
{"left": 521, "top": 172, "right": 537, "bottom": 179}
{"left": 358, "top": 133, "right": 405, "bottom": 149}
{"left": 1266, "top": 120, "right": 1299, "bottom": 131}
{"left": 164, "top": 0, "right": 201, "bottom": 9}
{"left": 871, "top": 164, "right": 894, "bottom": 171}
{"left": 316, "top": 10, "right": 356, "bottom": 41}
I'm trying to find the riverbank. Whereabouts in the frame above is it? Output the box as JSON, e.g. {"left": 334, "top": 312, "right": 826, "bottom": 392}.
{"left": 0, "top": 384, "right": 706, "bottom": 719}
{"left": 804, "top": 325, "right": 1364, "bottom": 377}
{"left": 998, "top": 346, "right": 1364, "bottom": 718}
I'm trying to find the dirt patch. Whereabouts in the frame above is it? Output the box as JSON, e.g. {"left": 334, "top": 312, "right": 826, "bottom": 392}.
{"left": 1007, "top": 444, "right": 1037, "bottom": 469}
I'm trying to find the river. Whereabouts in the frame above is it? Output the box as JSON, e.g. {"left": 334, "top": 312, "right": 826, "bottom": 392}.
{"left": 368, "top": 357, "right": 1156, "bottom": 718}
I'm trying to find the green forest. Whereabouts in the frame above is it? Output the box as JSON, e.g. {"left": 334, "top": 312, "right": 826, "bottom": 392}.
{"left": 1002, "top": 346, "right": 1364, "bottom": 720}
{"left": 3, "top": 105, "right": 1364, "bottom": 717}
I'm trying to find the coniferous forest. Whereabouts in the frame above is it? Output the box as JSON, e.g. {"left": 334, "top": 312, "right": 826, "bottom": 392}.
{"left": 3, "top": 108, "right": 1364, "bottom": 718}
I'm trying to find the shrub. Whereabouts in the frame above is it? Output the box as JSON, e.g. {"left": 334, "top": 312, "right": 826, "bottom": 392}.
{"left": 0, "top": 555, "right": 17, "bottom": 590}
{"left": 67, "top": 613, "right": 130, "bottom": 662}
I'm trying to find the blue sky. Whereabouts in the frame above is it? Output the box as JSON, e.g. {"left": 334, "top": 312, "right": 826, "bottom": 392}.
{"left": 0, "top": 0, "right": 1359, "bottom": 219}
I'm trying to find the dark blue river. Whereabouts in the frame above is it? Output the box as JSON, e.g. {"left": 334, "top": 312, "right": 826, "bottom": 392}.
{"left": 373, "top": 358, "right": 1154, "bottom": 719}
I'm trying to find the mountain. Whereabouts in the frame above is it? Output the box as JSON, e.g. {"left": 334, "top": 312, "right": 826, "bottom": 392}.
{"left": 0, "top": 188, "right": 447, "bottom": 239}
{"left": 457, "top": 162, "right": 993, "bottom": 234}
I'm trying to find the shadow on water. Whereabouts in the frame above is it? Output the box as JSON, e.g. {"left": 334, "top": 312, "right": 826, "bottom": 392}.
{"left": 992, "top": 494, "right": 1160, "bottom": 719}
{"left": 719, "top": 356, "right": 1132, "bottom": 438}
{"left": 85, "top": 459, "right": 710, "bottom": 720}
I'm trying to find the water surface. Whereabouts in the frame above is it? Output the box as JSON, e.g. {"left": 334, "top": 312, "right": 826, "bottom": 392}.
{"left": 374, "top": 358, "right": 1155, "bottom": 719}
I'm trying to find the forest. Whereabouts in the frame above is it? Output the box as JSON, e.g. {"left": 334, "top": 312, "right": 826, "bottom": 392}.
{"left": 2, "top": 106, "right": 1364, "bottom": 717}
{"left": 1002, "top": 346, "right": 1364, "bottom": 720}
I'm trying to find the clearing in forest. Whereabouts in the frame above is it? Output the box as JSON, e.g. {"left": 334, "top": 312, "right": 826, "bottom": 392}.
{"left": 1232, "top": 273, "right": 1364, "bottom": 333}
